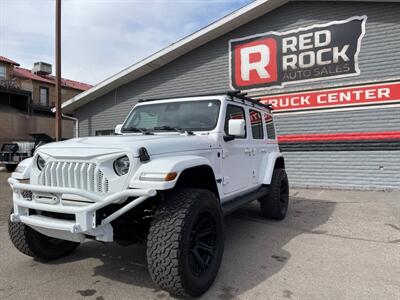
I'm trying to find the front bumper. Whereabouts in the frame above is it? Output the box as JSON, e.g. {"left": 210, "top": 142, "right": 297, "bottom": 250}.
{"left": 8, "top": 178, "right": 156, "bottom": 242}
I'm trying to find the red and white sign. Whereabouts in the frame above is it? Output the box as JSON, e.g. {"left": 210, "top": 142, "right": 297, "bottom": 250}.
{"left": 260, "top": 82, "right": 400, "bottom": 112}
{"left": 229, "top": 16, "right": 366, "bottom": 91}
{"left": 234, "top": 38, "right": 278, "bottom": 87}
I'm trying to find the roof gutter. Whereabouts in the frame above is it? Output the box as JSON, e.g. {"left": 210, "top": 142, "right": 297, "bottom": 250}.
{"left": 62, "top": 114, "right": 79, "bottom": 138}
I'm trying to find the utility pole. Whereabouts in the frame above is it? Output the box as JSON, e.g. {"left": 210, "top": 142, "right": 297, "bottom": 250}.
{"left": 55, "top": 0, "right": 62, "bottom": 141}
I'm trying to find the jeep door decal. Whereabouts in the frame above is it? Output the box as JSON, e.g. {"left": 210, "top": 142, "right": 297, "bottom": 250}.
{"left": 229, "top": 16, "right": 367, "bottom": 91}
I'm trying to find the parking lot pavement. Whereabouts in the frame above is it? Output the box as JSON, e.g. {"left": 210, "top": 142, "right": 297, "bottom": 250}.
{"left": 0, "top": 169, "right": 399, "bottom": 300}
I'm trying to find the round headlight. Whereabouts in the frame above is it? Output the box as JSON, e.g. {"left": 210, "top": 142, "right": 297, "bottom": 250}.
{"left": 37, "top": 155, "right": 46, "bottom": 171}
{"left": 114, "top": 156, "right": 130, "bottom": 176}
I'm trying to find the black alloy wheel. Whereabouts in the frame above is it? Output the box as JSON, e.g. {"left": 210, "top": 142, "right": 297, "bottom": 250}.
{"left": 189, "top": 211, "right": 218, "bottom": 276}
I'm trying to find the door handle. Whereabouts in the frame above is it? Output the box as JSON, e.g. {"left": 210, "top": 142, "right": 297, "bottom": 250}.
{"left": 261, "top": 148, "right": 267, "bottom": 153}
{"left": 244, "top": 148, "right": 251, "bottom": 154}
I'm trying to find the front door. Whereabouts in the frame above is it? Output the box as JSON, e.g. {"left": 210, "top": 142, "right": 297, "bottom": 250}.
{"left": 221, "top": 104, "right": 254, "bottom": 195}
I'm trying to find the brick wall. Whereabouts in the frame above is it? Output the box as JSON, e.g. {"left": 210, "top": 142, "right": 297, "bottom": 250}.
{"left": 31, "top": 81, "right": 82, "bottom": 106}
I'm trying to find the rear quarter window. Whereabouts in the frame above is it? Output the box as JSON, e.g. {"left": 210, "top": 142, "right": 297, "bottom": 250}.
{"left": 264, "top": 113, "right": 276, "bottom": 140}
{"left": 250, "top": 109, "right": 264, "bottom": 139}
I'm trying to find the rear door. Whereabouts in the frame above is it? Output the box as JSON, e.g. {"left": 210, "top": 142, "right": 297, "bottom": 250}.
{"left": 249, "top": 109, "right": 265, "bottom": 185}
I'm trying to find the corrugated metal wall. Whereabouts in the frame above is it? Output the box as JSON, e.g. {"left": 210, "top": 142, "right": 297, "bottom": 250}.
{"left": 284, "top": 151, "right": 400, "bottom": 190}
{"left": 275, "top": 107, "right": 400, "bottom": 134}
{"left": 74, "top": 1, "right": 400, "bottom": 190}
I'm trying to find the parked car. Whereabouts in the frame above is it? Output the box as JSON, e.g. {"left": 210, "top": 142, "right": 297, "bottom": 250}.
{"left": 0, "top": 142, "right": 33, "bottom": 172}
{"left": 0, "top": 134, "right": 53, "bottom": 172}
{"left": 8, "top": 91, "right": 289, "bottom": 297}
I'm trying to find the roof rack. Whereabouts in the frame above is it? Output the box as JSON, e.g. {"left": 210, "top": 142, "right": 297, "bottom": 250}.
{"left": 138, "top": 90, "right": 273, "bottom": 110}
{"left": 226, "top": 90, "right": 272, "bottom": 110}
{"left": 138, "top": 91, "right": 230, "bottom": 103}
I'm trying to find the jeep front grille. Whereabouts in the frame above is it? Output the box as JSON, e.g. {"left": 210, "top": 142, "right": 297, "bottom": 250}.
{"left": 39, "top": 161, "right": 109, "bottom": 194}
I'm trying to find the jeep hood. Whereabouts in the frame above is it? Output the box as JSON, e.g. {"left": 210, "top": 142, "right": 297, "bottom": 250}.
{"left": 37, "top": 134, "right": 216, "bottom": 158}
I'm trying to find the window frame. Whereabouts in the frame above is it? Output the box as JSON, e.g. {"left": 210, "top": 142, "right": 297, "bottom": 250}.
{"left": 39, "top": 86, "right": 49, "bottom": 106}
{"left": 224, "top": 104, "right": 247, "bottom": 139}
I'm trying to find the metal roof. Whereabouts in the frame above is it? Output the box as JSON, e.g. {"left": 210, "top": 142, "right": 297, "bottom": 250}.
{"left": 61, "top": 0, "right": 400, "bottom": 113}
{"left": 0, "top": 56, "right": 20, "bottom": 66}
{"left": 0, "top": 55, "right": 92, "bottom": 91}
{"left": 14, "top": 67, "right": 92, "bottom": 91}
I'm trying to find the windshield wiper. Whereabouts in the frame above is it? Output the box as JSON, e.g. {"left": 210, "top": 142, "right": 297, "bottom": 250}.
{"left": 153, "top": 126, "right": 195, "bottom": 135}
{"left": 153, "top": 126, "right": 184, "bottom": 132}
{"left": 122, "top": 127, "right": 153, "bottom": 135}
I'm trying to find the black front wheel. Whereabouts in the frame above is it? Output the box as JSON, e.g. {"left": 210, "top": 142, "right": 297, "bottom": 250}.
{"left": 8, "top": 211, "right": 80, "bottom": 261}
{"left": 147, "top": 188, "right": 224, "bottom": 297}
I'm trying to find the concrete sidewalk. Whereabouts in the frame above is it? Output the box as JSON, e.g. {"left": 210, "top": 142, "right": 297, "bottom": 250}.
{"left": 0, "top": 170, "right": 399, "bottom": 299}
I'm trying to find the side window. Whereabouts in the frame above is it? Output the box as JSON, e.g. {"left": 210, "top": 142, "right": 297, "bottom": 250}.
{"left": 250, "top": 110, "right": 264, "bottom": 139}
{"left": 264, "top": 113, "right": 276, "bottom": 140}
{"left": 224, "top": 104, "right": 246, "bottom": 138}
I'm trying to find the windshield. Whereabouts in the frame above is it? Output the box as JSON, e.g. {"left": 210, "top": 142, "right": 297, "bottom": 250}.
{"left": 122, "top": 100, "right": 221, "bottom": 132}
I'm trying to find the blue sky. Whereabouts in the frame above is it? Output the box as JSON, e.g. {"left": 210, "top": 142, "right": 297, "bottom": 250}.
{"left": 0, "top": 0, "right": 252, "bottom": 85}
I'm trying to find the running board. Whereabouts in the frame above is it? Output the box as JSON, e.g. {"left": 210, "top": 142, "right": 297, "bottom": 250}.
{"left": 221, "top": 186, "right": 269, "bottom": 215}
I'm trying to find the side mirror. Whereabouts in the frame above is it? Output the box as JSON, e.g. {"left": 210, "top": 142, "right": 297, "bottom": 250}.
{"left": 115, "top": 124, "right": 123, "bottom": 134}
{"left": 228, "top": 119, "right": 246, "bottom": 137}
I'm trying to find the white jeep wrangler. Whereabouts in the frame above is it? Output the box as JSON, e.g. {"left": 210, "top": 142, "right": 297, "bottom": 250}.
{"left": 8, "top": 91, "right": 289, "bottom": 297}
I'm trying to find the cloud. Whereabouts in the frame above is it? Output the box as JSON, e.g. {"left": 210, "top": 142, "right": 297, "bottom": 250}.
{"left": 0, "top": 0, "right": 252, "bottom": 85}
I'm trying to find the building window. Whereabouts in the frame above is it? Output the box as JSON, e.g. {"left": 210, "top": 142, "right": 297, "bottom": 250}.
{"left": 95, "top": 129, "right": 114, "bottom": 136}
{"left": 0, "top": 64, "right": 6, "bottom": 79}
{"left": 39, "top": 86, "right": 49, "bottom": 106}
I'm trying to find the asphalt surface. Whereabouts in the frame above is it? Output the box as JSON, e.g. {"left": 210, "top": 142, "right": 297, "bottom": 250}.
{"left": 0, "top": 168, "right": 399, "bottom": 299}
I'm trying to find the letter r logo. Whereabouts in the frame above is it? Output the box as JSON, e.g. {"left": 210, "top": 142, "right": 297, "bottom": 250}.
{"left": 240, "top": 45, "right": 271, "bottom": 81}
{"left": 233, "top": 37, "right": 278, "bottom": 89}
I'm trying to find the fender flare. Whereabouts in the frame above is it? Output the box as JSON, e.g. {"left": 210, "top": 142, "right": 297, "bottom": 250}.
{"left": 11, "top": 157, "right": 33, "bottom": 180}
{"left": 261, "top": 152, "right": 285, "bottom": 185}
{"left": 129, "top": 155, "right": 213, "bottom": 190}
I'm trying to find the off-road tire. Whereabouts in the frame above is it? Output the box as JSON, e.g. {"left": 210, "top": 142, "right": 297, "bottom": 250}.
{"left": 147, "top": 188, "right": 224, "bottom": 297}
{"left": 6, "top": 164, "right": 17, "bottom": 172}
{"left": 259, "top": 168, "right": 289, "bottom": 220}
{"left": 8, "top": 211, "right": 80, "bottom": 261}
